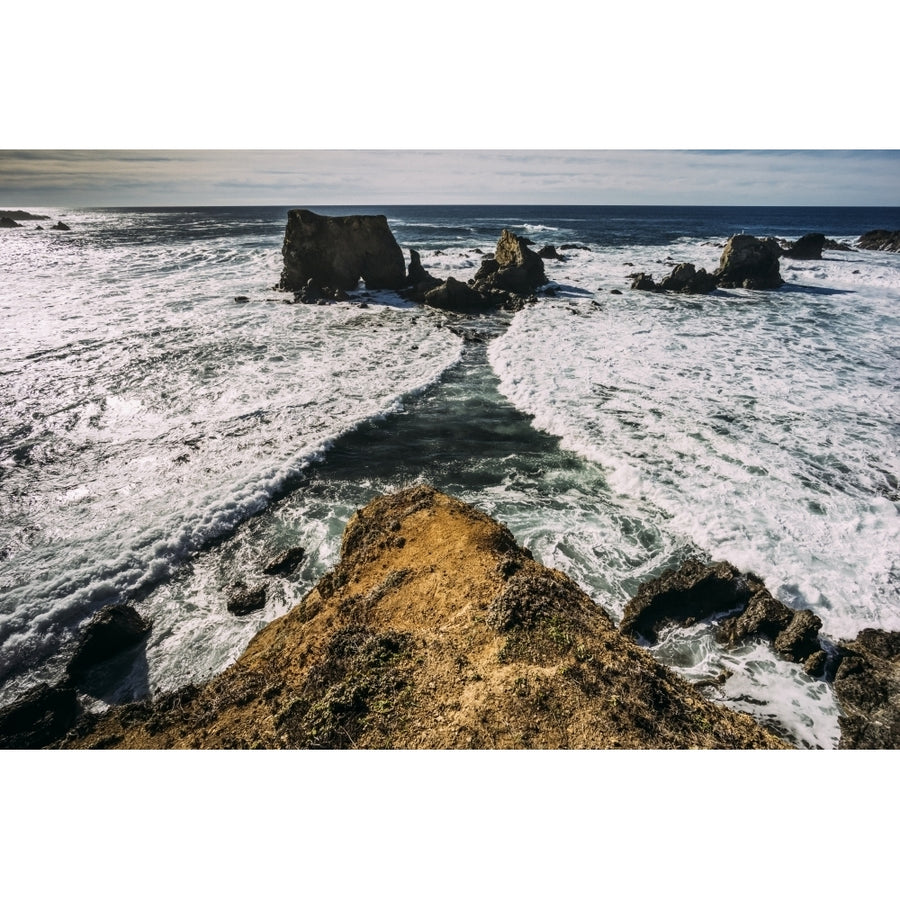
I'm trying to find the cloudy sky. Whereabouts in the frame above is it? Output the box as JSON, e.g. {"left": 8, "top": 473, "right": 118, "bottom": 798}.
{"left": 3, "top": 5, "right": 896, "bottom": 207}
{"left": 2, "top": 149, "right": 898, "bottom": 207}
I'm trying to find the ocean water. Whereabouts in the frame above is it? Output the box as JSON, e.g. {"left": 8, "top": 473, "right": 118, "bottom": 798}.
{"left": 2, "top": 204, "right": 898, "bottom": 748}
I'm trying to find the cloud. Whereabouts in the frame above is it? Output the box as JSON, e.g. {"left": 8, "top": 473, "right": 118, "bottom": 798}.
{"left": 0, "top": 149, "right": 897, "bottom": 206}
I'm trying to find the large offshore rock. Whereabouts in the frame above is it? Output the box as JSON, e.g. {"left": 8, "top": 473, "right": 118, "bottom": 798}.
{"left": 472, "top": 229, "right": 547, "bottom": 296}
{"left": 714, "top": 234, "right": 784, "bottom": 289}
{"left": 279, "top": 209, "right": 406, "bottom": 292}
{"left": 57, "top": 487, "right": 786, "bottom": 749}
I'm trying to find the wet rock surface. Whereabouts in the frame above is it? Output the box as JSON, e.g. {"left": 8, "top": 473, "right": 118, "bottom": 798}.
{"left": 833, "top": 629, "right": 900, "bottom": 749}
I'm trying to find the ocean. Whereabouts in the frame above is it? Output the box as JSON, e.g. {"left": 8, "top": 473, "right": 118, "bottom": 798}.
{"left": 2, "top": 204, "right": 898, "bottom": 748}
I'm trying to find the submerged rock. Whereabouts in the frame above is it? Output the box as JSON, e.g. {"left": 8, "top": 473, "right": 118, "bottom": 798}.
{"left": 57, "top": 487, "right": 786, "bottom": 749}
{"left": 833, "top": 628, "right": 900, "bottom": 749}
{"left": 279, "top": 209, "right": 406, "bottom": 292}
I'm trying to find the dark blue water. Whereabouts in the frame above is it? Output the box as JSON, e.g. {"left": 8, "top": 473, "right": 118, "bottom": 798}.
{"left": 85, "top": 204, "right": 900, "bottom": 250}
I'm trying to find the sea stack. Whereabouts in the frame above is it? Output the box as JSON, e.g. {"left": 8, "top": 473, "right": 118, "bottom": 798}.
{"left": 279, "top": 209, "right": 406, "bottom": 292}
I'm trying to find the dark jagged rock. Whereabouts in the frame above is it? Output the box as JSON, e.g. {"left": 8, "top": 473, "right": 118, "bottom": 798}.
{"left": 560, "top": 243, "right": 591, "bottom": 251}
{"left": 714, "top": 234, "right": 783, "bottom": 289}
{"left": 227, "top": 583, "right": 267, "bottom": 616}
{"left": 423, "top": 277, "right": 486, "bottom": 314}
{"left": 823, "top": 238, "right": 855, "bottom": 251}
{"left": 620, "top": 559, "right": 750, "bottom": 643}
{"left": 0, "top": 682, "right": 80, "bottom": 749}
{"left": 50, "top": 221, "right": 71, "bottom": 231}
{"left": 630, "top": 272, "right": 659, "bottom": 292}
{"left": 403, "top": 248, "right": 442, "bottom": 301}
{"left": 833, "top": 629, "right": 900, "bottom": 748}
{"left": 773, "top": 608, "right": 823, "bottom": 663}
{"left": 66, "top": 605, "right": 151, "bottom": 679}
{"left": 630, "top": 264, "right": 717, "bottom": 295}
{"left": 0, "top": 209, "right": 51, "bottom": 221}
{"left": 233, "top": 295, "right": 250, "bottom": 303}
{"left": 472, "top": 229, "right": 546, "bottom": 297}
{"left": 857, "top": 229, "right": 900, "bottom": 252}
{"left": 623, "top": 558, "right": 826, "bottom": 672}
{"left": 658, "top": 263, "right": 718, "bottom": 294}
{"left": 783, "top": 233, "right": 826, "bottom": 260}
{"left": 263, "top": 546, "right": 306, "bottom": 577}
{"left": 1, "top": 216, "right": 22, "bottom": 228}
{"left": 279, "top": 209, "right": 406, "bottom": 292}
{"left": 537, "top": 244, "right": 564, "bottom": 260}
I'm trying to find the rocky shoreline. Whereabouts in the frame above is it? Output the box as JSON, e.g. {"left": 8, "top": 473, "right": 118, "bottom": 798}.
{"left": 2, "top": 486, "right": 897, "bottom": 749}
{"left": 2, "top": 209, "right": 898, "bottom": 749}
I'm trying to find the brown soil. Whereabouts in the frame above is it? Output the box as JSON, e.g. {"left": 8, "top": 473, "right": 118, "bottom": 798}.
{"left": 59, "top": 486, "right": 787, "bottom": 749}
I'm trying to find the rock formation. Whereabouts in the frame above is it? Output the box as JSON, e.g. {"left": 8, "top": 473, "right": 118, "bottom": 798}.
{"left": 279, "top": 209, "right": 406, "bottom": 293}
{"left": 55, "top": 487, "right": 785, "bottom": 749}
{"left": 0, "top": 216, "right": 22, "bottom": 228}
{"left": 0, "top": 209, "right": 51, "bottom": 221}
{"left": 473, "top": 229, "right": 547, "bottom": 296}
{"left": 714, "top": 235, "right": 783, "bottom": 289}
{"left": 620, "top": 558, "right": 826, "bottom": 676}
{"left": 50, "top": 221, "right": 71, "bottom": 231}
{"left": 833, "top": 629, "right": 900, "bottom": 749}
{"left": 630, "top": 235, "right": 783, "bottom": 295}
{"left": 402, "top": 229, "right": 548, "bottom": 314}
{"left": 782, "top": 233, "right": 826, "bottom": 260}
{"left": 66, "top": 605, "right": 151, "bottom": 681}
{"left": 857, "top": 229, "right": 900, "bottom": 252}
{"left": 0, "top": 683, "right": 80, "bottom": 749}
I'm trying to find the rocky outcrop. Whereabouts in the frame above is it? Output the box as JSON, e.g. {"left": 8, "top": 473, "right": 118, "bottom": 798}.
{"left": 0, "top": 216, "right": 22, "bottom": 228}
{"left": 56, "top": 487, "right": 786, "bottom": 749}
{"left": 422, "top": 277, "right": 487, "bottom": 314}
{"left": 262, "top": 546, "right": 306, "bottom": 577}
{"left": 857, "top": 229, "right": 900, "bottom": 252}
{"left": 0, "top": 209, "right": 51, "bottom": 221}
{"left": 630, "top": 263, "right": 718, "bottom": 295}
{"left": 621, "top": 558, "right": 826, "bottom": 676}
{"left": 823, "top": 238, "right": 854, "bottom": 251}
{"left": 473, "top": 229, "right": 547, "bottom": 296}
{"left": 833, "top": 629, "right": 900, "bottom": 749}
{"left": 714, "top": 235, "right": 783, "bottom": 289}
{"left": 630, "top": 236, "right": 783, "bottom": 295}
{"left": 66, "top": 605, "right": 151, "bottom": 680}
{"left": 402, "top": 230, "right": 548, "bottom": 314}
{"left": 50, "top": 221, "right": 71, "bottom": 231}
{"left": 783, "top": 233, "right": 826, "bottom": 260}
{"left": 279, "top": 209, "right": 406, "bottom": 292}
{"left": 0, "top": 682, "right": 80, "bottom": 749}
{"left": 226, "top": 583, "right": 267, "bottom": 616}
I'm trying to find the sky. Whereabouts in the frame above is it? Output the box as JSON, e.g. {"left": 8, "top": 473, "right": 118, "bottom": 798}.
{"left": 4, "top": 4, "right": 897, "bottom": 208}
{"left": 2, "top": 149, "right": 898, "bottom": 207}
